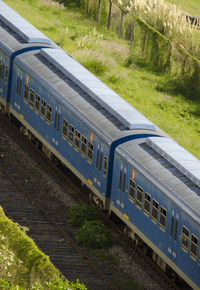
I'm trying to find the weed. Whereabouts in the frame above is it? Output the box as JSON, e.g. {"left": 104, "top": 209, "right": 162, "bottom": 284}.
{"left": 115, "top": 278, "right": 143, "bottom": 290}
{"left": 89, "top": 249, "right": 119, "bottom": 264}
{"left": 75, "top": 220, "right": 111, "bottom": 249}
{"left": 66, "top": 203, "right": 99, "bottom": 226}
{"left": 80, "top": 58, "right": 108, "bottom": 75}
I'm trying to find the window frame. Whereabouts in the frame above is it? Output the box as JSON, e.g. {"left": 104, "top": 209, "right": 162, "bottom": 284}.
{"left": 190, "top": 234, "right": 198, "bottom": 261}
{"left": 4, "top": 65, "right": 8, "bottom": 84}
{"left": 81, "top": 136, "right": 87, "bottom": 158}
{"left": 29, "top": 88, "right": 34, "bottom": 109}
{"left": 23, "top": 83, "right": 29, "bottom": 104}
{"left": 144, "top": 192, "right": 151, "bottom": 216}
{"left": 87, "top": 142, "right": 94, "bottom": 164}
{"left": 151, "top": 199, "right": 159, "bottom": 224}
{"left": 68, "top": 124, "right": 74, "bottom": 145}
{"left": 40, "top": 99, "right": 46, "bottom": 119}
{"left": 128, "top": 178, "right": 135, "bottom": 202}
{"left": 181, "top": 226, "right": 190, "bottom": 253}
{"left": 35, "top": 94, "right": 40, "bottom": 114}
{"left": 119, "top": 170, "right": 122, "bottom": 191}
{"left": 46, "top": 104, "right": 52, "bottom": 125}
{"left": 62, "top": 118, "right": 68, "bottom": 140}
{"left": 103, "top": 156, "right": 108, "bottom": 177}
{"left": 74, "top": 130, "right": 81, "bottom": 151}
{"left": 136, "top": 186, "right": 143, "bottom": 209}
{"left": 159, "top": 206, "right": 167, "bottom": 231}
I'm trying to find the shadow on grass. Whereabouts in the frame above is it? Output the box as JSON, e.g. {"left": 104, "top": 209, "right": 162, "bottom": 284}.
{"left": 156, "top": 75, "right": 200, "bottom": 117}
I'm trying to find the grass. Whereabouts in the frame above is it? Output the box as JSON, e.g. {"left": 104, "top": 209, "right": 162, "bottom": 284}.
{"left": 0, "top": 206, "right": 86, "bottom": 289}
{"left": 3, "top": 0, "right": 200, "bottom": 160}
{"left": 166, "top": 0, "right": 200, "bottom": 16}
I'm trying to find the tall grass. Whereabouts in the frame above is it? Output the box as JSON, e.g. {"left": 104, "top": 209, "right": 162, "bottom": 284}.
{"left": 132, "top": 0, "right": 200, "bottom": 57}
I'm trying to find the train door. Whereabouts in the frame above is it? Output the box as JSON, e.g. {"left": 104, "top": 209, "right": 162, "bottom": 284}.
{"left": 118, "top": 162, "right": 127, "bottom": 210}
{"left": 94, "top": 142, "right": 104, "bottom": 189}
{"left": 14, "top": 69, "right": 23, "bottom": 114}
{"left": 168, "top": 207, "right": 180, "bottom": 261}
{"left": 53, "top": 105, "right": 61, "bottom": 146}
{"left": 0, "top": 53, "right": 8, "bottom": 104}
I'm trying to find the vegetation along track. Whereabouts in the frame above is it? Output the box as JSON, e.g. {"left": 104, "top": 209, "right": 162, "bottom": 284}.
{"left": 0, "top": 113, "right": 183, "bottom": 290}
{"left": 0, "top": 121, "right": 117, "bottom": 290}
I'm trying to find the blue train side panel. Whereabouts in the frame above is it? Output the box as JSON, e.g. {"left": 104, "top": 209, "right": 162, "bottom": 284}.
{"left": 110, "top": 146, "right": 200, "bottom": 289}
{"left": 11, "top": 59, "right": 110, "bottom": 205}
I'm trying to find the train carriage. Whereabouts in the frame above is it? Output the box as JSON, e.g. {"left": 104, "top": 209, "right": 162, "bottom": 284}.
{"left": 10, "top": 47, "right": 157, "bottom": 209}
{"left": 1, "top": 1, "right": 200, "bottom": 289}
{"left": 0, "top": 0, "right": 52, "bottom": 111}
{"left": 110, "top": 136, "right": 200, "bottom": 288}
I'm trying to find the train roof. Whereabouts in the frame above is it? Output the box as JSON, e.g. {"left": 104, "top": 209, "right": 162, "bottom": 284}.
{"left": 117, "top": 137, "right": 200, "bottom": 222}
{"left": 0, "top": 1, "right": 51, "bottom": 45}
{"left": 15, "top": 48, "right": 158, "bottom": 143}
{"left": 40, "top": 48, "right": 155, "bottom": 131}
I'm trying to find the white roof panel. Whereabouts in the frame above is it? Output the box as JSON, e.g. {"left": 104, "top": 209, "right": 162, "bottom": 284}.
{"left": 40, "top": 48, "right": 156, "bottom": 131}
{"left": 0, "top": 1, "right": 51, "bottom": 44}
{"left": 146, "top": 137, "right": 200, "bottom": 187}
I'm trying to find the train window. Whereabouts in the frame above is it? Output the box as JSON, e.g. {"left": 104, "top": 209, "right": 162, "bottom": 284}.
{"left": 136, "top": 186, "right": 143, "bottom": 209}
{"left": 170, "top": 216, "right": 174, "bottom": 238}
{"left": 181, "top": 226, "right": 190, "bottom": 253}
{"left": 122, "top": 174, "right": 126, "bottom": 193}
{"left": 159, "top": 206, "right": 167, "bottom": 231}
{"left": 54, "top": 111, "right": 57, "bottom": 130}
{"left": 68, "top": 124, "right": 74, "bottom": 145}
{"left": 16, "top": 77, "right": 19, "bottom": 94}
{"left": 29, "top": 89, "right": 34, "bottom": 109}
{"left": 62, "top": 119, "right": 68, "bottom": 139}
{"left": 144, "top": 192, "right": 151, "bottom": 216}
{"left": 1, "top": 64, "right": 4, "bottom": 80}
{"left": 17, "top": 77, "right": 22, "bottom": 97}
{"left": 5, "top": 66, "right": 8, "bottom": 84}
{"left": 96, "top": 149, "right": 99, "bottom": 169}
{"left": 81, "top": 136, "right": 87, "bottom": 157}
{"left": 74, "top": 130, "right": 80, "bottom": 151}
{"left": 151, "top": 200, "right": 159, "bottom": 224}
{"left": 190, "top": 234, "right": 198, "bottom": 261}
{"left": 99, "top": 152, "right": 102, "bottom": 171}
{"left": 24, "top": 84, "right": 29, "bottom": 104}
{"left": 19, "top": 79, "right": 22, "bottom": 96}
{"left": 119, "top": 171, "right": 122, "bottom": 190}
{"left": 41, "top": 99, "right": 46, "bottom": 119}
{"left": 46, "top": 104, "right": 52, "bottom": 125}
{"left": 87, "top": 142, "right": 94, "bottom": 163}
{"left": 128, "top": 178, "right": 135, "bottom": 202}
{"left": 103, "top": 156, "right": 108, "bottom": 177}
{"left": 174, "top": 220, "right": 178, "bottom": 241}
{"left": 35, "top": 94, "right": 40, "bottom": 114}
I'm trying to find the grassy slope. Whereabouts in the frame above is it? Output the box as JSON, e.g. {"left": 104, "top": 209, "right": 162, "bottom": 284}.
{"left": 166, "top": 0, "right": 200, "bottom": 16}
{"left": 3, "top": 0, "right": 200, "bottom": 159}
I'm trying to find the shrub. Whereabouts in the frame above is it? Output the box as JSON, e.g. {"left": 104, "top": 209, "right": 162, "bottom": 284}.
{"left": 75, "top": 220, "right": 111, "bottom": 249}
{"left": 67, "top": 203, "right": 99, "bottom": 226}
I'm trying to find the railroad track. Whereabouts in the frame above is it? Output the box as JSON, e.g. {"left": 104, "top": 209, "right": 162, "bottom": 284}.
{"left": 0, "top": 164, "right": 118, "bottom": 290}
{"left": 0, "top": 113, "right": 185, "bottom": 290}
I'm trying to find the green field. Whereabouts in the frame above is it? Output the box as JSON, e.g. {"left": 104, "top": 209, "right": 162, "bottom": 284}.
{"left": 3, "top": 0, "right": 200, "bottom": 159}
{"left": 166, "top": 0, "right": 200, "bottom": 16}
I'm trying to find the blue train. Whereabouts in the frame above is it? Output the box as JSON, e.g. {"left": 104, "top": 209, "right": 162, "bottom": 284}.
{"left": 0, "top": 1, "right": 200, "bottom": 288}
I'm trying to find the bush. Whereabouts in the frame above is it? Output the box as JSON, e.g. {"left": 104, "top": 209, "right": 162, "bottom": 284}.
{"left": 75, "top": 220, "right": 111, "bottom": 249}
{"left": 67, "top": 203, "right": 99, "bottom": 227}
{"left": 82, "top": 59, "right": 108, "bottom": 75}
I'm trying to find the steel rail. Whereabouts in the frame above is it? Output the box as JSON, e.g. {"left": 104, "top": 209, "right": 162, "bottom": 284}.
{"left": 0, "top": 163, "right": 118, "bottom": 290}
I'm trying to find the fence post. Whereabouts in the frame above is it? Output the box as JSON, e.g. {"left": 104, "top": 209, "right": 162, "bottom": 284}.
{"left": 107, "top": 0, "right": 112, "bottom": 30}
{"left": 96, "top": 0, "right": 101, "bottom": 22}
